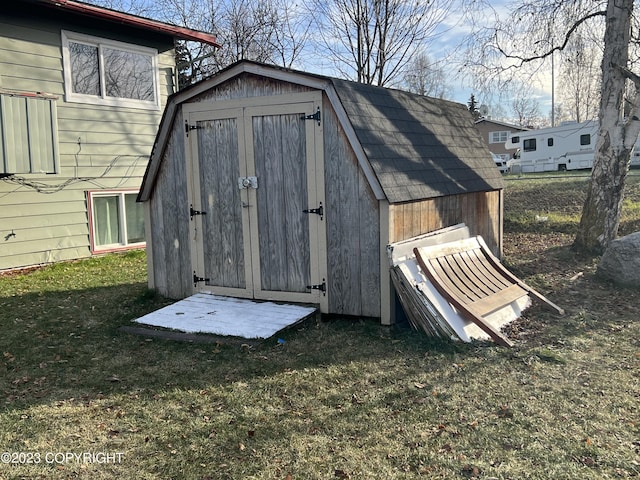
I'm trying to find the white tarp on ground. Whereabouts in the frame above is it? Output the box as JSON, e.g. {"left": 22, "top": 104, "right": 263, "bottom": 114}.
{"left": 133, "top": 293, "right": 317, "bottom": 339}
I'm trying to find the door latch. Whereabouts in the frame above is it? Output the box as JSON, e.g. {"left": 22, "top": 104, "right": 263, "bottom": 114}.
{"left": 306, "top": 279, "right": 326, "bottom": 295}
{"left": 307, "top": 278, "right": 327, "bottom": 296}
{"left": 238, "top": 176, "right": 258, "bottom": 189}
{"left": 303, "top": 202, "right": 323, "bottom": 220}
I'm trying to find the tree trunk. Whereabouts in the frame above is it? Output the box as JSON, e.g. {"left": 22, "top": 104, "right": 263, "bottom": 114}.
{"left": 573, "top": 0, "right": 639, "bottom": 254}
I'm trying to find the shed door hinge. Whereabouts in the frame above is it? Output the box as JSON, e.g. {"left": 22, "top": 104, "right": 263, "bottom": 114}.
{"left": 303, "top": 202, "right": 323, "bottom": 220}
{"left": 190, "top": 204, "right": 207, "bottom": 220}
{"left": 306, "top": 279, "right": 326, "bottom": 295}
{"left": 301, "top": 107, "right": 321, "bottom": 126}
{"left": 185, "top": 121, "right": 203, "bottom": 136}
{"left": 193, "top": 272, "right": 210, "bottom": 286}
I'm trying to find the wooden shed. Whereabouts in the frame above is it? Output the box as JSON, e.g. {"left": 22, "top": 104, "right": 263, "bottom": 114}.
{"left": 138, "top": 60, "right": 504, "bottom": 325}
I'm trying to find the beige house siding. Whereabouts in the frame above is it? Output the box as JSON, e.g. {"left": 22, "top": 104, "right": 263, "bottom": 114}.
{"left": 474, "top": 119, "right": 528, "bottom": 160}
{"left": 0, "top": 14, "right": 175, "bottom": 270}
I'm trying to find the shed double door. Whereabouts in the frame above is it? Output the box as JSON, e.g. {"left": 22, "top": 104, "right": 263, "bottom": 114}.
{"left": 185, "top": 93, "right": 327, "bottom": 309}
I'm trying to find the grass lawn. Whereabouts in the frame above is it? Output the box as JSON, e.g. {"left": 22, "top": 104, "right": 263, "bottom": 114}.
{"left": 1, "top": 175, "right": 639, "bottom": 479}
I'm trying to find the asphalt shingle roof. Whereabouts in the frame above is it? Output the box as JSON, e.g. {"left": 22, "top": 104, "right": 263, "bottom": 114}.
{"left": 330, "top": 78, "right": 504, "bottom": 203}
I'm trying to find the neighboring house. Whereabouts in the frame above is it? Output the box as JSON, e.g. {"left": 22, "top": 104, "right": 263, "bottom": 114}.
{"left": 0, "top": 0, "right": 219, "bottom": 270}
{"left": 474, "top": 118, "right": 529, "bottom": 163}
{"left": 137, "top": 60, "right": 504, "bottom": 325}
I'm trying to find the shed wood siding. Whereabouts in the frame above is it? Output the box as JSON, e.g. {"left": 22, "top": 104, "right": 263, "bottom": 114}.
{"left": 140, "top": 61, "right": 504, "bottom": 322}
{"left": 147, "top": 112, "right": 192, "bottom": 298}
{"left": 196, "top": 73, "right": 314, "bottom": 103}
{"left": 323, "top": 96, "right": 381, "bottom": 317}
{"left": 388, "top": 190, "right": 503, "bottom": 255}
{"left": 197, "top": 117, "right": 245, "bottom": 290}
{"left": 0, "top": 15, "right": 175, "bottom": 270}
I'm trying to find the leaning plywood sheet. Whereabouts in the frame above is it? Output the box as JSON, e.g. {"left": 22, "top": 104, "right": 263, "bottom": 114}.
{"left": 133, "top": 294, "right": 316, "bottom": 339}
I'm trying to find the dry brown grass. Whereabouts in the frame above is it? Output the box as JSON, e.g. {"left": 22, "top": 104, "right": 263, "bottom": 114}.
{"left": 0, "top": 175, "right": 639, "bottom": 479}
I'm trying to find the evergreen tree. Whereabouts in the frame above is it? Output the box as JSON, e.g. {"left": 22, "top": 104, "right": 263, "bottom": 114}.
{"left": 468, "top": 94, "right": 481, "bottom": 120}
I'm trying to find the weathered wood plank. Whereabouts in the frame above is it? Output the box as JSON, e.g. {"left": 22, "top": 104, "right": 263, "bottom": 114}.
{"left": 198, "top": 117, "right": 244, "bottom": 289}
{"left": 254, "top": 114, "right": 286, "bottom": 291}
{"left": 358, "top": 163, "right": 381, "bottom": 317}
{"left": 388, "top": 191, "right": 502, "bottom": 256}
{"left": 281, "top": 113, "right": 310, "bottom": 292}
{"left": 471, "top": 284, "right": 528, "bottom": 317}
{"left": 252, "top": 110, "right": 312, "bottom": 293}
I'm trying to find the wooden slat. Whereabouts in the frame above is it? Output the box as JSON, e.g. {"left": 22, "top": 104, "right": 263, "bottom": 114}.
{"left": 474, "top": 236, "right": 565, "bottom": 316}
{"left": 456, "top": 250, "right": 500, "bottom": 295}
{"left": 429, "top": 256, "right": 475, "bottom": 305}
{"left": 442, "top": 253, "right": 489, "bottom": 300}
{"left": 414, "top": 246, "right": 513, "bottom": 347}
{"left": 470, "top": 284, "right": 528, "bottom": 317}
{"left": 466, "top": 247, "right": 512, "bottom": 290}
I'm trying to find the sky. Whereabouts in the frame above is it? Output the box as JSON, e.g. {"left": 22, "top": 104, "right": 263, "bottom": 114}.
{"left": 89, "top": 0, "right": 556, "bottom": 122}
{"left": 427, "top": 1, "right": 555, "bottom": 120}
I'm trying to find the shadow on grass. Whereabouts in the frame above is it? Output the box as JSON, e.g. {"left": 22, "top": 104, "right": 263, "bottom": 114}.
{"left": 0, "top": 281, "right": 472, "bottom": 415}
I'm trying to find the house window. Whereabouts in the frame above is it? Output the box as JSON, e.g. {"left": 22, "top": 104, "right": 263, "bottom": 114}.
{"left": 580, "top": 134, "right": 591, "bottom": 145}
{"left": 490, "top": 131, "right": 509, "bottom": 144}
{"left": 88, "top": 190, "right": 145, "bottom": 253}
{"left": 523, "top": 138, "right": 537, "bottom": 152}
{"left": 62, "top": 31, "right": 160, "bottom": 110}
{"left": 0, "top": 93, "right": 59, "bottom": 175}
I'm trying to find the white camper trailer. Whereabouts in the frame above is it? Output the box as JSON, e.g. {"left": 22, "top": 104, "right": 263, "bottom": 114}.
{"left": 506, "top": 120, "right": 598, "bottom": 173}
{"left": 507, "top": 120, "right": 640, "bottom": 173}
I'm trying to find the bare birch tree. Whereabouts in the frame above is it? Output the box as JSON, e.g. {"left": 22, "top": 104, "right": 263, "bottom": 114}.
{"left": 465, "top": 0, "right": 640, "bottom": 254}
{"left": 88, "top": 0, "right": 309, "bottom": 84}
{"left": 403, "top": 52, "right": 451, "bottom": 99}
{"left": 511, "top": 91, "right": 541, "bottom": 128}
{"left": 558, "top": 31, "right": 602, "bottom": 123}
{"left": 308, "top": 0, "right": 452, "bottom": 86}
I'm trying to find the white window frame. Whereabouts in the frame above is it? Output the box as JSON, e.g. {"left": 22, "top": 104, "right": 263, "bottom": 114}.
{"left": 489, "top": 130, "right": 509, "bottom": 144}
{"left": 62, "top": 31, "right": 161, "bottom": 111}
{"left": 88, "top": 190, "right": 146, "bottom": 254}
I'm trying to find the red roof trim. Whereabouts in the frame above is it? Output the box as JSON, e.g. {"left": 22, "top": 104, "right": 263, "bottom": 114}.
{"left": 42, "top": 0, "right": 220, "bottom": 47}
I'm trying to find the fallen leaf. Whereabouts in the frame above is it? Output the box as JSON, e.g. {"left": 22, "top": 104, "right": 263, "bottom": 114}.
{"left": 462, "top": 464, "right": 480, "bottom": 476}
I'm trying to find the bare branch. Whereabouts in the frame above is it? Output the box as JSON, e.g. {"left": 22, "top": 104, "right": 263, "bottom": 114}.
{"left": 494, "top": 10, "right": 606, "bottom": 65}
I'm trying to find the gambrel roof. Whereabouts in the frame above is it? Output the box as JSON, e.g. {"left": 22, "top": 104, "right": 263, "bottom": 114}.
{"left": 139, "top": 61, "right": 503, "bottom": 204}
